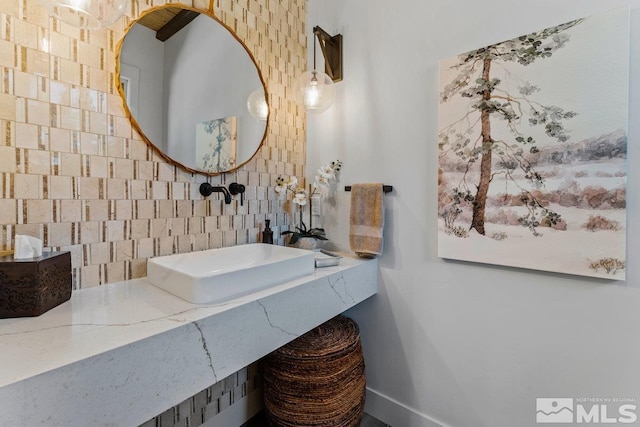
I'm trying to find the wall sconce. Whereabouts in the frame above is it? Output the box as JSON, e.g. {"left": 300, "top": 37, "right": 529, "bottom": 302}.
{"left": 47, "top": 0, "right": 128, "bottom": 29}
{"left": 247, "top": 88, "right": 269, "bottom": 121}
{"left": 293, "top": 26, "right": 343, "bottom": 113}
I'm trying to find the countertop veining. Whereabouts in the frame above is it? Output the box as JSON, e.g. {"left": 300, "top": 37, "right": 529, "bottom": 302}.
{"left": 0, "top": 254, "right": 377, "bottom": 426}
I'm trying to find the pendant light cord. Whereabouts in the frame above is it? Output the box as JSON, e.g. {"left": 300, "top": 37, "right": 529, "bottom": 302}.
{"left": 313, "top": 32, "right": 317, "bottom": 71}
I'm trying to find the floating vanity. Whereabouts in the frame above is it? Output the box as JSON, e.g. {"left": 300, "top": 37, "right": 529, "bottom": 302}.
{"left": 0, "top": 251, "right": 376, "bottom": 426}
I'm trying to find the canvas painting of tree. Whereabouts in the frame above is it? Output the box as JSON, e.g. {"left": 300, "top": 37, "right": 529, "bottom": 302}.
{"left": 195, "top": 116, "right": 237, "bottom": 173}
{"left": 437, "top": 8, "right": 629, "bottom": 279}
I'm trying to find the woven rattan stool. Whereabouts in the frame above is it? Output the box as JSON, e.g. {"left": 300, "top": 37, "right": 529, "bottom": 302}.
{"left": 263, "top": 315, "right": 366, "bottom": 427}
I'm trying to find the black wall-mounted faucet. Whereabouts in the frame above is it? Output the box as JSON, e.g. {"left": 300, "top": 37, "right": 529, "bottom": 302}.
{"left": 199, "top": 183, "right": 232, "bottom": 204}
{"left": 229, "top": 183, "right": 246, "bottom": 206}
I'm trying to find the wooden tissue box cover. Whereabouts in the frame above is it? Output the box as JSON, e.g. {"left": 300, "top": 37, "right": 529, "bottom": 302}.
{"left": 0, "top": 251, "right": 72, "bottom": 318}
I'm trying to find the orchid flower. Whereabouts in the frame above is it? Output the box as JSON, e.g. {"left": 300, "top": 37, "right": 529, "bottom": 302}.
{"left": 274, "top": 160, "right": 342, "bottom": 244}
{"left": 293, "top": 191, "right": 308, "bottom": 206}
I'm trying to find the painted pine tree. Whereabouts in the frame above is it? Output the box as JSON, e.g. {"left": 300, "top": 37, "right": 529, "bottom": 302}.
{"left": 439, "top": 19, "right": 583, "bottom": 236}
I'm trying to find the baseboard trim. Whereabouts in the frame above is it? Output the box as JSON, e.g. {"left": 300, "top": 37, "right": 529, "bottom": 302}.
{"left": 365, "top": 387, "right": 450, "bottom": 427}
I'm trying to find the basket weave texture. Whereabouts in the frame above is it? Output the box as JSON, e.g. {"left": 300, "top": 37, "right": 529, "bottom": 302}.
{"left": 263, "top": 315, "right": 366, "bottom": 427}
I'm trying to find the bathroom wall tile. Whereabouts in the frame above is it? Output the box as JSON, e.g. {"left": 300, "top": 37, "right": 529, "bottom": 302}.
{"left": 26, "top": 199, "right": 51, "bottom": 223}
{"left": 157, "top": 235, "right": 175, "bottom": 256}
{"left": 89, "top": 111, "right": 107, "bottom": 135}
{"left": 14, "top": 70, "right": 38, "bottom": 99}
{"left": 59, "top": 244, "right": 83, "bottom": 272}
{"left": 137, "top": 237, "right": 154, "bottom": 258}
{"left": 130, "top": 219, "right": 149, "bottom": 240}
{"left": 0, "top": 199, "right": 16, "bottom": 224}
{"left": 112, "top": 115, "right": 131, "bottom": 138}
{"left": 59, "top": 152, "right": 81, "bottom": 176}
{"left": 48, "top": 222, "right": 73, "bottom": 246}
{"left": 80, "top": 221, "right": 101, "bottom": 244}
{"left": 26, "top": 149, "right": 50, "bottom": 175}
{"left": 151, "top": 180, "right": 168, "bottom": 200}
{"left": 105, "top": 220, "right": 124, "bottom": 242}
{"left": 105, "top": 261, "right": 125, "bottom": 282}
{"left": 0, "top": 147, "right": 17, "bottom": 173}
{"left": 222, "top": 230, "right": 237, "bottom": 247}
{"left": 25, "top": 47, "right": 49, "bottom": 77}
{"left": 58, "top": 58, "right": 81, "bottom": 86}
{"left": 130, "top": 257, "right": 146, "bottom": 278}
{"left": 13, "top": 174, "right": 42, "bottom": 199}
{"left": 188, "top": 217, "right": 203, "bottom": 235}
{"left": 15, "top": 122, "right": 39, "bottom": 149}
{"left": 115, "top": 158, "right": 133, "bottom": 179}
{"left": 209, "top": 230, "right": 223, "bottom": 249}
{"left": 81, "top": 264, "right": 101, "bottom": 288}
{"left": 170, "top": 218, "right": 187, "bottom": 236}
{"left": 106, "top": 177, "right": 125, "bottom": 199}
{"left": 151, "top": 218, "right": 169, "bottom": 238}
{"left": 129, "top": 180, "right": 147, "bottom": 199}
{"left": 192, "top": 233, "right": 208, "bottom": 251}
{"left": 176, "top": 200, "right": 191, "bottom": 218}
{"left": 48, "top": 175, "right": 72, "bottom": 199}
{"left": 14, "top": 20, "right": 38, "bottom": 50}
{"left": 60, "top": 105, "right": 81, "bottom": 131}
{"left": 176, "top": 234, "right": 192, "bottom": 253}
{"left": 85, "top": 199, "right": 109, "bottom": 221}
{"left": 157, "top": 200, "right": 174, "bottom": 219}
{"left": 136, "top": 199, "right": 154, "bottom": 219}
{"left": 50, "top": 80, "right": 70, "bottom": 106}
{"left": 78, "top": 176, "right": 101, "bottom": 199}
{"left": 69, "top": 86, "right": 80, "bottom": 109}
{"left": 49, "top": 127, "right": 71, "bottom": 152}
{"left": 89, "top": 155, "right": 108, "bottom": 178}
{"left": 26, "top": 99, "right": 49, "bottom": 126}
{"left": 49, "top": 32, "right": 71, "bottom": 60}
{"left": 89, "top": 241, "right": 110, "bottom": 265}
{"left": 0, "top": 39, "right": 15, "bottom": 68}
{"left": 79, "top": 132, "right": 100, "bottom": 155}
{"left": 115, "top": 199, "right": 132, "bottom": 220}
{"left": 0, "top": 0, "right": 307, "bottom": 291}
{"left": 0, "top": 93, "right": 16, "bottom": 122}
{"left": 60, "top": 199, "right": 82, "bottom": 222}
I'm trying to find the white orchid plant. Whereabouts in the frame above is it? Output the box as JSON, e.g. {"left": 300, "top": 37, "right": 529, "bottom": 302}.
{"left": 275, "top": 160, "right": 342, "bottom": 244}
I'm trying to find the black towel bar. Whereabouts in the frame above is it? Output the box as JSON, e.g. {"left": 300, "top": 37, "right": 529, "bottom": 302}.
{"left": 344, "top": 185, "right": 393, "bottom": 193}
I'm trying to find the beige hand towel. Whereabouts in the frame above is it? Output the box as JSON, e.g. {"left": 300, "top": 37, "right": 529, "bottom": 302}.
{"left": 349, "top": 183, "right": 384, "bottom": 258}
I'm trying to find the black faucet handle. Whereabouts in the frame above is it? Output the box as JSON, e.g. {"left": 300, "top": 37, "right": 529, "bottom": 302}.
{"left": 199, "top": 183, "right": 214, "bottom": 197}
{"left": 229, "top": 183, "right": 246, "bottom": 206}
{"left": 229, "top": 183, "right": 245, "bottom": 194}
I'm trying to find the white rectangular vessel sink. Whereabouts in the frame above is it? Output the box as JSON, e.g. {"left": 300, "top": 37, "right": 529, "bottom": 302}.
{"left": 146, "top": 243, "right": 315, "bottom": 303}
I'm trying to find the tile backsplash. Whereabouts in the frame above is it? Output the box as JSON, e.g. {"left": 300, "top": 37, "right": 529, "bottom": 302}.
{"left": 0, "top": 0, "right": 307, "bottom": 288}
{"left": 140, "top": 362, "right": 262, "bottom": 427}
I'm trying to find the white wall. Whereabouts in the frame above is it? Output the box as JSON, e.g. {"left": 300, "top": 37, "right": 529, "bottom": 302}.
{"left": 120, "top": 24, "right": 165, "bottom": 148}
{"left": 307, "top": 1, "right": 640, "bottom": 426}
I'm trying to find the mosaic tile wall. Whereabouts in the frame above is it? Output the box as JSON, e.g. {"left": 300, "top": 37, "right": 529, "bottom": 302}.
{"left": 140, "top": 362, "right": 261, "bottom": 427}
{"left": 0, "top": 0, "right": 307, "bottom": 288}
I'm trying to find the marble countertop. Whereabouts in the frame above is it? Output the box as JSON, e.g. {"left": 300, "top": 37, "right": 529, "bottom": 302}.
{"left": 0, "top": 255, "right": 377, "bottom": 426}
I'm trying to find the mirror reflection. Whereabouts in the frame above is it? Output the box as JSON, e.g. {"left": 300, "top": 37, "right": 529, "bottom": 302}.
{"left": 117, "top": 6, "right": 268, "bottom": 174}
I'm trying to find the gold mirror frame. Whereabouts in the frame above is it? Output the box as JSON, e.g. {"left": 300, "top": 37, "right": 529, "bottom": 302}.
{"left": 114, "top": 4, "right": 269, "bottom": 176}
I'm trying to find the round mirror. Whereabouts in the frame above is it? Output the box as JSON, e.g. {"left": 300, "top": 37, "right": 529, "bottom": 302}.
{"left": 115, "top": 5, "right": 268, "bottom": 174}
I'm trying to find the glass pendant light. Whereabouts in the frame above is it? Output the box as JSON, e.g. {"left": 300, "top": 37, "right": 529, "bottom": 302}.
{"left": 247, "top": 88, "right": 269, "bottom": 121}
{"left": 293, "top": 69, "right": 335, "bottom": 112}
{"left": 48, "top": 0, "right": 128, "bottom": 29}
{"left": 293, "top": 28, "right": 337, "bottom": 113}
